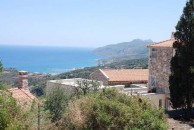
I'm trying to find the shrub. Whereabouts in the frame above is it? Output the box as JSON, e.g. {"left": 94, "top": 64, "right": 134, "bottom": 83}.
{"left": 45, "top": 87, "right": 69, "bottom": 122}
{"left": 64, "top": 88, "right": 167, "bottom": 130}
{"left": 0, "top": 91, "right": 28, "bottom": 130}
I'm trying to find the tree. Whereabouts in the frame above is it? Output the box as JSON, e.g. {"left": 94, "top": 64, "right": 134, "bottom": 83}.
{"left": 45, "top": 87, "right": 68, "bottom": 122}
{"left": 31, "top": 86, "right": 44, "bottom": 96}
{"left": 169, "top": 0, "right": 194, "bottom": 114}
{"left": 76, "top": 79, "right": 100, "bottom": 96}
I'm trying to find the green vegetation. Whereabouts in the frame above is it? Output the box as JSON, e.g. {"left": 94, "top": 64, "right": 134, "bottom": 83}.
{"left": 0, "top": 68, "right": 18, "bottom": 87}
{"left": 105, "top": 58, "right": 148, "bottom": 69}
{"left": 0, "top": 58, "right": 148, "bottom": 97}
{"left": 0, "top": 68, "right": 53, "bottom": 96}
{"left": 43, "top": 78, "right": 167, "bottom": 130}
{"left": 169, "top": 0, "right": 194, "bottom": 116}
{"left": 0, "top": 61, "right": 3, "bottom": 73}
{"left": 56, "top": 58, "right": 148, "bottom": 79}
{"left": 76, "top": 79, "right": 101, "bottom": 96}
{"left": 63, "top": 89, "right": 167, "bottom": 130}
{"left": 0, "top": 91, "right": 36, "bottom": 130}
{"left": 45, "top": 87, "right": 69, "bottom": 122}
{"left": 93, "top": 39, "right": 152, "bottom": 58}
{"left": 0, "top": 56, "right": 166, "bottom": 129}
{"left": 29, "top": 75, "right": 53, "bottom": 96}
{"left": 56, "top": 66, "right": 98, "bottom": 79}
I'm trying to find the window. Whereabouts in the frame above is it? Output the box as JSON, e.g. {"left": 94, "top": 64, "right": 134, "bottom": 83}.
{"left": 151, "top": 48, "right": 157, "bottom": 62}
{"left": 159, "top": 99, "right": 162, "bottom": 107}
{"left": 165, "top": 99, "right": 170, "bottom": 110}
{"left": 150, "top": 75, "right": 156, "bottom": 88}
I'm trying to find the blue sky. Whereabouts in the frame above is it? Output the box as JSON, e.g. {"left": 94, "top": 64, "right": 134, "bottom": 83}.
{"left": 0, "top": 0, "right": 186, "bottom": 47}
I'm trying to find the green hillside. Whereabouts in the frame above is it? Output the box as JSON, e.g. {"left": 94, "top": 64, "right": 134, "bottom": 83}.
{"left": 55, "top": 58, "right": 148, "bottom": 79}
{"left": 93, "top": 39, "right": 153, "bottom": 58}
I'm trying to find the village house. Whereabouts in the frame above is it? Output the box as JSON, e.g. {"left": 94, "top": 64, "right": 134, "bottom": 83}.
{"left": 45, "top": 34, "right": 176, "bottom": 110}
{"left": 8, "top": 71, "right": 37, "bottom": 108}
{"left": 147, "top": 33, "right": 175, "bottom": 109}
{"left": 90, "top": 69, "right": 149, "bottom": 87}
{"left": 46, "top": 78, "right": 105, "bottom": 96}
{"left": 89, "top": 34, "right": 176, "bottom": 110}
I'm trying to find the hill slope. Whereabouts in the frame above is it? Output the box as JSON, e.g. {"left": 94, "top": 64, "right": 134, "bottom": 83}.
{"left": 55, "top": 58, "right": 148, "bottom": 79}
{"left": 93, "top": 39, "right": 153, "bottom": 58}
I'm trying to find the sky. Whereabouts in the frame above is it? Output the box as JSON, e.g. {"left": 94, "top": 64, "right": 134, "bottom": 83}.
{"left": 0, "top": 0, "right": 187, "bottom": 47}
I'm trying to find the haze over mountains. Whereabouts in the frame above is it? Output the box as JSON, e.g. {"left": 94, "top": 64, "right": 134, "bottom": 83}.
{"left": 93, "top": 39, "right": 153, "bottom": 59}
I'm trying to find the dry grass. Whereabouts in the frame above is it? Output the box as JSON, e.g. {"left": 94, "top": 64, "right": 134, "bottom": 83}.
{"left": 65, "top": 97, "right": 92, "bottom": 129}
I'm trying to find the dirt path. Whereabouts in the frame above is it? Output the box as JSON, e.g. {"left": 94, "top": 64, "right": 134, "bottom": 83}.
{"left": 168, "top": 118, "right": 193, "bottom": 130}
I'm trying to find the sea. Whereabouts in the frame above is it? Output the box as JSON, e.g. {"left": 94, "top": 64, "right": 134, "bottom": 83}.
{"left": 0, "top": 45, "right": 102, "bottom": 74}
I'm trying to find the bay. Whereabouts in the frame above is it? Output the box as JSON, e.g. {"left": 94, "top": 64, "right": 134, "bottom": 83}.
{"left": 0, "top": 45, "right": 100, "bottom": 74}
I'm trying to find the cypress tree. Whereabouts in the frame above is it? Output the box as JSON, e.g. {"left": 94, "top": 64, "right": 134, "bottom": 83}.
{"left": 169, "top": 0, "right": 194, "bottom": 115}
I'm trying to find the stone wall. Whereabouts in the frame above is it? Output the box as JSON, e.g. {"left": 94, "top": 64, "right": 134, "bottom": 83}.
{"left": 143, "top": 93, "right": 166, "bottom": 108}
{"left": 90, "top": 69, "right": 109, "bottom": 85}
{"left": 46, "top": 81, "right": 76, "bottom": 96}
{"left": 148, "top": 47, "right": 173, "bottom": 94}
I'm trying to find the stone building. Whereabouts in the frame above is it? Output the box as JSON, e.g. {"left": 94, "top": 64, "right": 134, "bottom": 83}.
{"left": 46, "top": 78, "right": 81, "bottom": 96}
{"left": 46, "top": 78, "right": 103, "bottom": 96}
{"left": 90, "top": 69, "right": 149, "bottom": 87}
{"left": 147, "top": 34, "right": 175, "bottom": 109}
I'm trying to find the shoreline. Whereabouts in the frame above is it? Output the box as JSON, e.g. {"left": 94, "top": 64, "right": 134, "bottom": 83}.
{"left": 4, "top": 66, "right": 96, "bottom": 75}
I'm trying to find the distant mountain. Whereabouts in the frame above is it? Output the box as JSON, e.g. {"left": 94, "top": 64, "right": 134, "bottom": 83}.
{"left": 93, "top": 39, "right": 153, "bottom": 59}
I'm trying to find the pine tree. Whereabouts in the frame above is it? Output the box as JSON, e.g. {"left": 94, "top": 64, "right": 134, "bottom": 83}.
{"left": 169, "top": 0, "right": 194, "bottom": 114}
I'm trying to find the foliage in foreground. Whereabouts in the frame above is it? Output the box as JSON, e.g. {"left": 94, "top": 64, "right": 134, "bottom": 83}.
{"left": 0, "top": 91, "right": 37, "bottom": 130}
{"left": 45, "top": 87, "right": 69, "bottom": 122}
{"left": 44, "top": 80, "right": 100, "bottom": 122}
{"left": 62, "top": 89, "right": 167, "bottom": 130}
{"left": 169, "top": 0, "right": 194, "bottom": 112}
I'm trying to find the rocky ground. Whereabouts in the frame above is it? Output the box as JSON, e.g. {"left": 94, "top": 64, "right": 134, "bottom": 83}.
{"left": 168, "top": 118, "right": 193, "bottom": 130}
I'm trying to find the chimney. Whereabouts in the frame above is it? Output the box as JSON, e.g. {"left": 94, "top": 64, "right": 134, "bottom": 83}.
{"left": 18, "top": 71, "right": 28, "bottom": 89}
{"left": 171, "top": 32, "right": 175, "bottom": 39}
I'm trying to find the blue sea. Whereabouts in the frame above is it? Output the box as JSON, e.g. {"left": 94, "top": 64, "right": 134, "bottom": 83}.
{"left": 0, "top": 45, "right": 101, "bottom": 74}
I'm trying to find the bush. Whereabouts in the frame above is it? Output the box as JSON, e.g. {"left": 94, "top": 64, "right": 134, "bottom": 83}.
{"left": 64, "top": 89, "right": 167, "bottom": 130}
{"left": 0, "top": 91, "right": 29, "bottom": 130}
{"left": 31, "top": 86, "right": 44, "bottom": 96}
{"left": 45, "top": 87, "right": 69, "bottom": 122}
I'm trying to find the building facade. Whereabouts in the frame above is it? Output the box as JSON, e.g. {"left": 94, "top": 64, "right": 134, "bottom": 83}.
{"left": 90, "top": 69, "right": 149, "bottom": 87}
{"left": 147, "top": 35, "right": 175, "bottom": 109}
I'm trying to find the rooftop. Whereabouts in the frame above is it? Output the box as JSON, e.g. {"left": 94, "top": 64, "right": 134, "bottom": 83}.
{"left": 100, "top": 69, "right": 149, "bottom": 82}
{"left": 49, "top": 78, "right": 84, "bottom": 86}
{"left": 8, "top": 88, "right": 36, "bottom": 108}
{"left": 147, "top": 38, "right": 175, "bottom": 48}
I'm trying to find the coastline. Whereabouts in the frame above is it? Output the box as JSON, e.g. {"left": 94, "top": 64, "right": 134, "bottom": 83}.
{"left": 0, "top": 45, "right": 101, "bottom": 74}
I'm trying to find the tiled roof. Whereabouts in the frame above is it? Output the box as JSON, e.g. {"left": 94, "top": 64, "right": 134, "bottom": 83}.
{"left": 8, "top": 88, "right": 36, "bottom": 108}
{"left": 147, "top": 38, "right": 175, "bottom": 48}
{"left": 100, "top": 69, "right": 149, "bottom": 82}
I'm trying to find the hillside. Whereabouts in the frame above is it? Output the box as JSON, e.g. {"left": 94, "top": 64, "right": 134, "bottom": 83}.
{"left": 93, "top": 39, "right": 153, "bottom": 58}
{"left": 55, "top": 58, "right": 148, "bottom": 79}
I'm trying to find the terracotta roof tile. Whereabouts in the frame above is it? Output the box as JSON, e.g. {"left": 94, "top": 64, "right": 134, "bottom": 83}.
{"left": 147, "top": 38, "right": 175, "bottom": 48}
{"left": 8, "top": 88, "right": 36, "bottom": 108}
{"left": 101, "top": 69, "right": 149, "bottom": 82}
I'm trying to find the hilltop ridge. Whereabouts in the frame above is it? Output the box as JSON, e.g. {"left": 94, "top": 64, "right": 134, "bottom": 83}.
{"left": 93, "top": 39, "right": 153, "bottom": 59}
